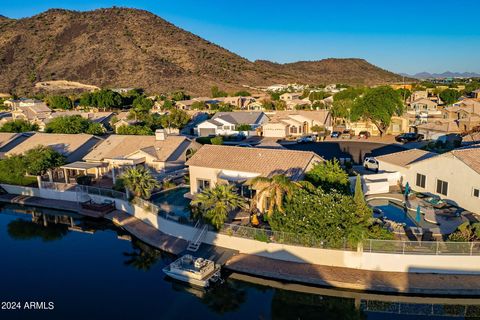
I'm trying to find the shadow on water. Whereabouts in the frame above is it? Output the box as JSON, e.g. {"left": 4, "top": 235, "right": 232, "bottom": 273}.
{"left": 2, "top": 204, "right": 480, "bottom": 319}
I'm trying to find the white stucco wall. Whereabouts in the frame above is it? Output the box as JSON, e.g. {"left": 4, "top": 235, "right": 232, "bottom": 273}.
{"left": 3, "top": 184, "right": 480, "bottom": 274}
{"left": 403, "top": 154, "right": 480, "bottom": 214}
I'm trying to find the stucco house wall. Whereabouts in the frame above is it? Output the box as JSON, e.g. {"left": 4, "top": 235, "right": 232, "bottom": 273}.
{"left": 404, "top": 154, "right": 480, "bottom": 214}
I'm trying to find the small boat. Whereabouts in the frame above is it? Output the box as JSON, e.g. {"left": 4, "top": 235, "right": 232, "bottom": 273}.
{"left": 162, "top": 254, "right": 221, "bottom": 288}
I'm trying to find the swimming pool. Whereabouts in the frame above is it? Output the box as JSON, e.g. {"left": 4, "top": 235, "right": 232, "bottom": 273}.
{"left": 150, "top": 187, "right": 191, "bottom": 218}
{"left": 369, "top": 199, "right": 417, "bottom": 227}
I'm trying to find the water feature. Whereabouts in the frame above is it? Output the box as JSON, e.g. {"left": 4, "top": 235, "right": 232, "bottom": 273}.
{"left": 0, "top": 204, "right": 479, "bottom": 320}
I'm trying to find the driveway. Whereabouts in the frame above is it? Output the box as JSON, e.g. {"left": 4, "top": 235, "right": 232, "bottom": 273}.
{"left": 284, "top": 140, "right": 406, "bottom": 163}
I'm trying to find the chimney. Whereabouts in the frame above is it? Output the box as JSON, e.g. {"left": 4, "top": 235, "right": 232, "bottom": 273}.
{"left": 155, "top": 129, "right": 166, "bottom": 141}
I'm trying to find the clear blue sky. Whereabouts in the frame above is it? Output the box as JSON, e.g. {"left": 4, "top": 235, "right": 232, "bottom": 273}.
{"left": 1, "top": 0, "right": 479, "bottom": 74}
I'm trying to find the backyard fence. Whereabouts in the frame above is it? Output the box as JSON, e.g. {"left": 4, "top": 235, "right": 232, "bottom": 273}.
{"left": 36, "top": 182, "right": 480, "bottom": 256}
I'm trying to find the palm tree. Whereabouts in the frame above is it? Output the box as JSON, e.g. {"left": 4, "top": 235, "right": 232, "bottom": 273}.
{"left": 192, "top": 184, "right": 247, "bottom": 229}
{"left": 250, "top": 174, "right": 305, "bottom": 218}
{"left": 121, "top": 166, "right": 160, "bottom": 199}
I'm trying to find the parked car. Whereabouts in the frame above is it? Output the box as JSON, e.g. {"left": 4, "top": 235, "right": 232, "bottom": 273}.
{"left": 395, "top": 132, "right": 424, "bottom": 143}
{"left": 331, "top": 131, "right": 341, "bottom": 138}
{"left": 297, "top": 135, "right": 315, "bottom": 143}
{"left": 340, "top": 130, "right": 354, "bottom": 139}
{"left": 358, "top": 131, "right": 371, "bottom": 139}
{"left": 363, "top": 157, "right": 379, "bottom": 172}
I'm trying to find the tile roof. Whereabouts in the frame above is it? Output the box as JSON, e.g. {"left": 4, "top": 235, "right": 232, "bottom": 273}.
{"left": 451, "top": 146, "right": 480, "bottom": 174}
{"left": 83, "top": 135, "right": 192, "bottom": 162}
{"left": 212, "top": 111, "right": 265, "bottom": 125}
{"left": 416, "top": 120, "right": 461, "bottom": 133}
{"left": 376, "top": 149, "right": 437, "bottom": 168}
{"left": 5, "top": 133, "right": 100, "bottom": 157}
{"left": 0, "top": 132, "right": 21, "bottom": 149}
{"left": 186, "top": 145, "right": 322, "bottom": 179}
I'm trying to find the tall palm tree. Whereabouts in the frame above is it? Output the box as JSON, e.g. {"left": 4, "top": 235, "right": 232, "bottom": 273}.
{"left": 192, "top": 184, "right": 247, "bottom": 229}
{"left": 250, "top": 174, "right": 305, "bottom": 218}
{"left": 121, "top": 166, "right": 160, "bottom": 199}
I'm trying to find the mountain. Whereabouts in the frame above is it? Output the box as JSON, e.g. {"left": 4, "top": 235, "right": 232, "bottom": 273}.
{"left": 0, "top": 8, "right": 405, "bottom": 95}
{"left": 401, "top": 71, "right": 480, "bottom": 79}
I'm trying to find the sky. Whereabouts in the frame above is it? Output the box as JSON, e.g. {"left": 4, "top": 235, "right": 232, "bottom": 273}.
{"left": 1, "top": 0, "right": 479, "bottom": 74}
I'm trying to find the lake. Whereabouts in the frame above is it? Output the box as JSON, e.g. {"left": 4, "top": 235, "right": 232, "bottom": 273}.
{"left": 0, "top": 204, "right": 479, "bottom": 320}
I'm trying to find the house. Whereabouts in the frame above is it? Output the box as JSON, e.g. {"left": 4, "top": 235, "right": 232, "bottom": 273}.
{"left": 0, "top": 132, "right": 33, "bottom": 158}
{"left": 186, "top": 145, "right": 323, "bottom": 196}
{"left": 472, "top": 89, "right": 480, "bottom": 99}
{"left": 175, "top": 97, "right": 221, "bottom": 110}
{"left": 47, "top": 111, "right": 114, "bottom": 129}
{"left": 83, "top": 130, "right": 199, "bottom": 177}
{"left": 4, "top": 133, "right": 103, "bottom": 163}
{"left": 375, "top": 149, "right": 438, "bottom": 177}
{"left": 10, "top": 99, "right": 52, "bottom": 130}
{"left": 262, "top": 110, "right": 332, "bottom": 138}
{"left": 410, "top": 91, "right": 429, "bottom": 102}
{"left": 221, "top": 96, "right": 258, "bottom": 110}
{"left": 415, "top": 120, "right": 462, "bottom": 140}
{"left": 195, "top": 111, "right": 267, "bottom": 137}
{"left": 401, "top": 145, "right": 480, "bottom": 214}
{"left": 280, "top": 93, "right": 302, "bottom": 102}
{"left": 408, "top": 98, "right": 440, "bottom": 121}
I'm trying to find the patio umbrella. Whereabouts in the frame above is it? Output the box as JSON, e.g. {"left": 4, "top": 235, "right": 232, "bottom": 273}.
{"left": 404, "top": 182, "right": 410, "bottom": 198}
{"left": 416, "top": 205, "right": 422, "bottom": 223}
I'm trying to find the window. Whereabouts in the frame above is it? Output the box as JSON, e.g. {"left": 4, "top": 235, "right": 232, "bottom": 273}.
{"left": 473, "top": 188, "right": 480, "bottom": 198}
{"left": 197, "top": 179, "right": 210, "bottom": 192}
{"left": 416, "top": 173, "right": 426, "bottom": 188}
{"left": 436, "top": 179, "right": 448, "bottom": 196}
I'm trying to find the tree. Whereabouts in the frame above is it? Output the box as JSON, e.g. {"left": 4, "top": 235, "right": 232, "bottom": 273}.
{"left": 439, "top": 89, "right": 462, "bottom": 106}
{"left": 310, "top": 124, "right": 325, "bottom": 136}
{"left": 160, "top": 109, "right": 190, "bottom": 130}
{"left": 236, "top": 124, "right": 252, "bottom": 131}
{"left": 47, "top": 95, "right": 73, "bottom": 110}
{"left": 0, "top": 155, "right": 37, "bottom": 185}
{"left": 210, "top": 136, "right": 223, "bottom": 145}
{"left": 121, "top": 166, "right": 160, "bottom": 199}
{"left": 116, "top": 125, "right": 153, "bottom": 135}
{"left": 353, "top": 175, "right": 366, "bottom": 208}
{"left": 350, "top": 86, "right": 404, "bottom": 136}
{"left": 249, "top": 174, "right": 304, "bottom": 218}
{"left": 171, "top": 91, "right": 190, "bottom": 101}
{"left": 233, "top": 90, "right": 251, "bottom": 97}
{"left": 396, "top": 88, "right": 412, "bottom": 102}
{"left": 331, "top": 99, "right": 353, "bottom": 123}
{"left": 129, "top": 96, "right": 154, "bottom": 121}
{"left": 0, "top": 120, "right": 38, "bottom": 132}
{"left": 211, "top": 86, "right": 228, "bottom": 98}
{"left": 161, "top": 99, "right": 175, "bottom": 110}
{"left": 305, "top": 159, "right": 350, "bottom": 195}
{"left": 45, "top": 115, "right": 105, "bottom": 134}
{"left": 191, "top": 101, "right": 207, "bottom": 110}
{"left": 192, "top": 184, "right": 247, "bottom": 229}
{"left": 78, "top": 89, "right": 123, "bottom": 109}
{"left": 333, "top": 87, "right": 364, "bottom": 101}
{"left": 23, "top": 146, "right": 66, "bottom": 183}
{"left": 268, "top": 187, "right": 375, "bottom": 247}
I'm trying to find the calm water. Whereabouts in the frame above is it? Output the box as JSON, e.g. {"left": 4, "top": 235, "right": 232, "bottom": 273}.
{"left": 0, "top": 204, "right": 479, "bottom": 320}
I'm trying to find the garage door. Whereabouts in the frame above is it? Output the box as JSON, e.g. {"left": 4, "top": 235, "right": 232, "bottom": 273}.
{"left": 199, "top": 128, "right": 216, "bottom": 136}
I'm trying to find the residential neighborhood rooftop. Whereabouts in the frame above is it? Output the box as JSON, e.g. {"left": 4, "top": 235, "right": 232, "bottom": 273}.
{"left": 186, "top": 144, "right": 323, "bottom": 178}
{"left": 211, "top": 111, "right": 265, "bottom": 125}
{"left": 375, "top": 148, "right": 437, "bottom": 168}
{"left": 451, "top": 145, "right": 480, "bottom": 175}
{"left": 4, "top": 133, "right": 102, "bottom": 160}
{"left": 83, "top": 134, "right": 192, "bottom": 162}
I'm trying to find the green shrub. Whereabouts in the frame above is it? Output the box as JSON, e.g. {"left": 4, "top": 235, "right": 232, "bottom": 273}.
{"left": 210, "top": 136, "right": 223, "bottom": 145}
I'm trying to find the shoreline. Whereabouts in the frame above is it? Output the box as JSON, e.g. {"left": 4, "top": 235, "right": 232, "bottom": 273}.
{"left": 2, "top": 192, "right": 480, "bottom": 296}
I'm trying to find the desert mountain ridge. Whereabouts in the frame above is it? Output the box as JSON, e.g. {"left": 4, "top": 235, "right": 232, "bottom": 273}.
{"left": 0, "top": 7, "right": 406, "bottom": 95}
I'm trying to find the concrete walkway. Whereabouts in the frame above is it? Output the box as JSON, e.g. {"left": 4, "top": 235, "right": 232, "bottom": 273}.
{"left": 105, "top": 210, "right": 187, "bottom": 255}
{"left": 226, "top": 254, "right": 480, "bottom": 295}
{"left": 0, "top": 193, "right": 103, "bottom": 218}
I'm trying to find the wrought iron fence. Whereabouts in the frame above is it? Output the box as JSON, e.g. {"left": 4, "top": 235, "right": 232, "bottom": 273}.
{"left": 39, "top": 182, "right": 480, "bottom": 256}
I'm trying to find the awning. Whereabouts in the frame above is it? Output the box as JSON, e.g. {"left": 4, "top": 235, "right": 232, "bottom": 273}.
{"left": 60, "top": 161, "right": 106, "bottom": 170}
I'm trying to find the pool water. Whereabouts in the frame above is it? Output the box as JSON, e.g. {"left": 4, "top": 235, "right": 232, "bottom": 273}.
{"left": 150, "top": 187, "right": 191, "bottom": 218}
{"left": 374, "top": 202, "right": 417, "bottom": 227}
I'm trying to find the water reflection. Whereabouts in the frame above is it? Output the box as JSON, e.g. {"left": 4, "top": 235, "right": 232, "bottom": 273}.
{"left": 1, "top": 205, "right": 480, "bottom": 320}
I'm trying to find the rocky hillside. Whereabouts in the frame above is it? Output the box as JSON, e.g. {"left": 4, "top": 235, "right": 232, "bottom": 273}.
{"left": 0, "top": 8, "right": 405, "bottom": 95}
